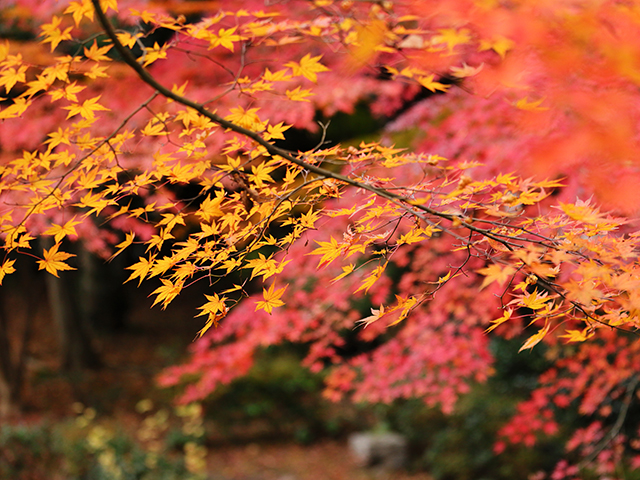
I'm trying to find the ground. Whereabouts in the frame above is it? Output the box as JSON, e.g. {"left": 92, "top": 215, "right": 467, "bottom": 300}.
{"left": 9, "top": 275, "right": 434, "bottom": 479}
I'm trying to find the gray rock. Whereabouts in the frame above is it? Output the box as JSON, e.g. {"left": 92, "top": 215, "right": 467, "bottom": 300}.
{"left": 348, "top": 431, "right": 408, "bottom": 470}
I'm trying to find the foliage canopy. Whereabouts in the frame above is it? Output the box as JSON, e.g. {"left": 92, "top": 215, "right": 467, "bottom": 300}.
{"left": 3, "top": 0, "right": 640, "bottom": 477}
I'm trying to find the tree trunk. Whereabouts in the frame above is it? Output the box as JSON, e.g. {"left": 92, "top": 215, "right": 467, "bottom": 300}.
{"left": 0, "top": 266, "right": 38, "bottom": 418}
{"left": 42, "top": 238, "right": 101, "bottom": 372}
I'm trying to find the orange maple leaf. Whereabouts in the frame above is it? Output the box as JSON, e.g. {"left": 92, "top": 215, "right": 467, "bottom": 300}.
{"left": 37, "top": 242, "right": 76, "bottom": 277}
{"left": 0, "top": 259, "right": 16, "bottom": 285}
{"left": 194, "top": 293, "right": 229, "bottom": 339}
{"left": 519, "top": 322, "right": 550, "bottom": 352}
{"left": 151, "top": 279, "right": 183, "bottom": 309}
{"left": 285, "top": 54, "right": 329, "bottom": 83}
{"left": 255, "top": 283, "right": 287, "bottom": 314}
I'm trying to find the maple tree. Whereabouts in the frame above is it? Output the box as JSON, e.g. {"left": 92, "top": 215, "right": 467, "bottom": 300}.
{"left": 3, "top": 0, "right": 640, "bottom": 476}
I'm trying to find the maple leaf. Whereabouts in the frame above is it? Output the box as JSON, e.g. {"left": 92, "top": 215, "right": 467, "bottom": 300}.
{"left": 387, "top": 295, "right": 419, "bottom": 327}
{"left": 285, "top": 54, "right": 329, "bottom": 83}
{"left": 286, "top": 86, "right": 314, "bottom": 102}
{"left": 63, "top": 96, "right": 110, "bottom": 120}
{"left": 115, "top": 31, "right": 137, "bottom": 49}
{"left": 432, "top": 28, "right": 471, "bottom": 54}
{"left": 224, "top": 106, "right": 263, "bottom": 131}
{"left": 255, "top": 283, "right": 287, "bottom": 314}
{"left": 355, "top": 263, "right": 387, "bottom": 294}
{"left": 517, "top": 288, "right": 550, "bottom": 311}
{"left": 397, "top": 227, "right": 432, "bottom": 246}
{"left": 479, "top": 35, "right": 515, "bottom": 59}
{"left": 109, "top": 232, "right": 135, "bottom": 262}
{"left": 519, "top": 322, "right": 551, "bottom": 352}
{"left": 331, "top": 264, "right": 354, "bottom": 283}
{"left": 450, "top": 62, "right": 484, "bottom": 78}
{"left": 357, "top": 305, "right": 387, "bottom": 327}
{"left": 263, "top": 122, "right": 291, "bottom": 141}
{"left": 248, "top": 162, "right": 276, "bottom": 188}
{"left": 194, "top": 293, "right": 229, "bottom": 339}
{"left": 84, "top": 40, "right": 113, "bottom": 62}
{"left": 64, "top": 0, "right": 94, "bottom": 26}
{"left": 43, "top": 217, "right": 82, "bottom": 243}
{"left": 141, "top": 42, "right": 168, "bottom": 67}
{"left": 263, "top": 68, "right": 292, "bottom": 82}
{"left": 0, "top": 259, "right": 16, "bottom": 285}
{"left": 417, "top": 75, "right": 450, "bottom": 93}
{"left": 0, "top": 98, "right": 30, "bottom": 119}
{"left": 559, "top": 328, "right": 595, "bottom": 343}
{"left": 514, "top": 97, "right": 549, "bottom": 111}
{"left": 40, "top": 16, "right": 73, "bottom": 51}
{"left": 49, "top": 82, "right": 85, "bottom": 103}
{"left": 37, "top": 242, "right": 76, "bottom": 277}
{"left": 0, "top": 65, "right": 28, "bottom": 94}
{"left": 197, "top": 192, "right": 224, "bottom": 222}
{"left": 151, "top": 279, "right": 183, "bottom": 309}
{"left": 309, "top": 236, "right": 344, "bottom": 267}
{"left": 485, "top": 309, "right": 513, "bottom": 333}
{"left": 125, "top": 256, "right": 154, "bottom": 286}
{"left": 477, "top": 264, "right": 516, "bottom": 290}
{"left": 209, "top": 27, "right": 242, "bottom": 52}
{"left": 243, "top": 253, "right": 290, "bottom": 281}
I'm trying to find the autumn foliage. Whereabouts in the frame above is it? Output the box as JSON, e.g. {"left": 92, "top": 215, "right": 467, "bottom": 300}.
{"left": 3, "top": 0, "right": 640, "bottom": 477}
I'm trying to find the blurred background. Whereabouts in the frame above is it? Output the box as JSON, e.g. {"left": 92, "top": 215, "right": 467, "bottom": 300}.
{"left": 1, "top": 1, "right": 632, "bottom": 479}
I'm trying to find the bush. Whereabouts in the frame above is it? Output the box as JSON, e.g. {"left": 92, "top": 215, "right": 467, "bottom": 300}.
{"left": 0, "top": 401, "right": 208, "bottom": 480}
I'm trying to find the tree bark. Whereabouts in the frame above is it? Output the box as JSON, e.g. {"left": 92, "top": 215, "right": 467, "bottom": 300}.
{"left": 42, "top": 238, "right": 101, "bottom": 372}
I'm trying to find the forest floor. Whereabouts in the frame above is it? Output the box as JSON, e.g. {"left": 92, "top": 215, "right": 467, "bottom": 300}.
{"left": 11, "top": 277, "right": 434, "bottom": 480}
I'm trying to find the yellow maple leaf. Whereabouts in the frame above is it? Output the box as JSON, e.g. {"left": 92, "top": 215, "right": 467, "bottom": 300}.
{"left": 479, "top": 35, "right": 515, "bottom": 59}
{"left": 109, "top": 232, "right": 135, "bottom": 262}
{"left": 194, "top": 293, "right": 229, "bottom": 339}
{"left": 417, "top": 74, "right": 450, "bottom": 93}
{"left": 309, "top": 236, "right": 343, "bottom": 267}
{"left": 432, "top": 28, "right": 471, "bottom": 54}
{"left": 141, "top": 42, "right": 168, "bottom": 67}
{"left": 43, "top": 217, "right": 82, "bottom": 243}
{"left": 477, "top": 263, "right": 516, "bottom": 290}
{"left": 116, "top": 31, "right": 141, "bottom": 49}
{"left": 0, "top": 259, "right": 16, "bottom": 285}
{"left": 151, "top": 279, "right": 183, "bottom": 309}
{"left": 224, "top": 106, "right": 263, "bottom": 131}
{"left": 63, "top": 96, "right": 110, "bottom": 120}
{"left": 387, "top": 295, "right": 419, "bottom": 327}
{"left": 37, "top": 242, "right": 76, "bottom": 277}
{"left": 263, "top": 122, "right": 291, "bottom": 141}
{"left": 255, "top": 283, "right": 287, "bottom": 314}
{"left": 0, "top": 65, "right": 28, "bottom": 94}
{"left": 286, "top": 86, "right": 315, "bottom": 102}
{"left": 285, "top": 54, "right": 329, "bottom": 83}
{"left": 197, "top": 192, "right": 224, "bottom": 222}
{"left": 0, "top": 97, "right": 30, "bottom": 119}
{"left": 485, "top": 308, "right": 513, "bottom": 333}
{"left": 514, "top": 96, "right": 549, "bottom": 111}
{"left": 40, "top": 16, "right": 73, "bottom": 52}
{"left": 355, "top": 262, "right": 387, "bottom": 294}
{"left": 331, "top": 264, "right": 355, "bottom": 283}
{"left": 209, "top": 27, "right": 242, "bottom": 51}
{"left": 125, "top": 256, "right": 154, "bottom": 286}
{"left": 64, "top": 0, "right": 94, "bottom": 27}
{"left": 519, "top": 322, "right": 550, "bottom": 352}
{"left": 517, "top": 288, "right": 550, "bottom": 311}
{"left": 349, "top": 19, "right": 387, "bottom": 68}
{"left": 559, "top": 327, "right": 595, "bottom": 343}
{"left": 84, "top": 40, "right": 113, "bottom": 62}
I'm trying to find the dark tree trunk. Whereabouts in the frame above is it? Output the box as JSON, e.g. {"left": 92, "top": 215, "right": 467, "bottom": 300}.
{"left": 0, "top": 266, "right": 40, "bottom": 417}
{"left": 41, "top": 238, "right": 101, "bottom": 372}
